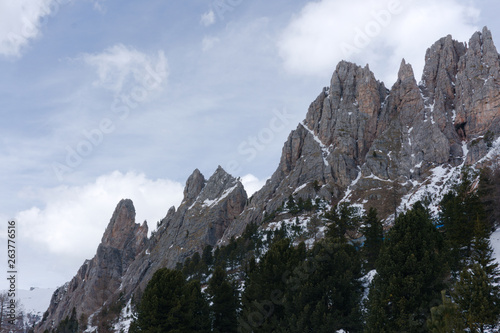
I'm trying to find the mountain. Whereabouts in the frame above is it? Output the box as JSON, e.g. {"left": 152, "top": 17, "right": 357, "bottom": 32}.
{"left": 37, "top": 27, "right": 500, "bottom": 332}
{"left": 0, "top": 287, "right": 55, "bottom": 330}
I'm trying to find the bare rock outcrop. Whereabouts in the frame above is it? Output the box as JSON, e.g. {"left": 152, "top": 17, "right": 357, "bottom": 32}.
{"left": 223, "top": 26, "right": 500, "bottom": 236}
{"left": 38, "top": 199, "right": 147, "bottom": 332}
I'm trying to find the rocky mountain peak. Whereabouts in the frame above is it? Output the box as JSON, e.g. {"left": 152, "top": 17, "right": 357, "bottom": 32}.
{"left": 183, "top": 168, "right": 206, "bottom": 204}
{"left": 327, "top": 60, "right": 382, "bottom": 119}
{"left": 393, "top": 59, "right": 420, "bottom": 102}
{"left": 468, "top": 26, "right": 499, "bottom": 68}
{"left": 200, "top": 166, "right": 240, "bottom": 201}
{"left": 38, "top": 199, "right": 148, "bottom": 332}
{"left": 455, "top": 26, "right": 500, "bottom": 139}
{"left": 101, "top": 199, "right": 137, "bottom": 248}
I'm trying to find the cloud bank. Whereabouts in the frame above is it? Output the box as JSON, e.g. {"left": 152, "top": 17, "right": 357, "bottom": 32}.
{"left": 16, "top": 171, "right": 184, "bottom": 259}
{"left": 278, "top": 0, "right": 480, "bottom": 84}
{"left": 0, "top": 0, "right": 65, "bottom": 56}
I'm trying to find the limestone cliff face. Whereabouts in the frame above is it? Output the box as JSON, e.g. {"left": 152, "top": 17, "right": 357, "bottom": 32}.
{"left": 222, "top": 26, "right": 500, "bottom": 239}
{"left": 120, "top": 166, "right": 247, "bottom": 295}
{"left": 38, "top": 199, "right": 148, "bottom": 332}
{"left": 38, "top": 27, "right": 500, "bottom": 332}
{"left": 39, "top": 169, "right": 247, "bottom": 332}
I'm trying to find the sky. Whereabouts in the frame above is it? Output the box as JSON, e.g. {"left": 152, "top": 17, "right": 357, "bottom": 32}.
{"left": 0, "top": 0, "right": 498, "bottom": 290}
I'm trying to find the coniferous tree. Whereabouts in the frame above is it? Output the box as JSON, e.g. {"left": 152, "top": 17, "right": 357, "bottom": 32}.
{"left": 286, "top": 195, "right": 297, "bottom": 214}
{"left": 240, "top": 239, "right": 306, "bottom": 332}
{"left": 284, "top": 239, "right": 363, "bottom": 333}
{"left": 55, "top": 308, "right": 78, "bottom": 333}
{"left": 440, "top": 169, "right": 485, "bottom": 271}
{"left": 202, "top": 245, "right": 213, "bottom": 267}
{"left": 307, "top": 215, "right": 322, "bottom": 242}
{"left": 361, "top": 207, "right": 383, "bottom": 271}
{"left": 478, "top": 168, "right": 500, "bottom": 230}
{"left": 325, "top": 203, "right": 360, "bottom": 242}
{"left": 207, "top": 265, "right": 239, "bottom": 333}
{"left": 365, "top": 202, "right": 448, "bottom": 332}
{"left": 453, "top": 219, "right": 500, "bottom": 332}
{"left": 130, "top": 268, "right": 210, "bottom": 333}
{"left": 426, "top": 290, "right": 464, "bottom": 333}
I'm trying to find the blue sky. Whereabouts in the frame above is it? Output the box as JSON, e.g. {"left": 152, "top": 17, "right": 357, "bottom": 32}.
{"left": 0, "top": 0, "right": 497, "bottom": 289}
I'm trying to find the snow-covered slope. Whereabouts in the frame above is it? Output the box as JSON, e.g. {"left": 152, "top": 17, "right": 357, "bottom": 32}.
{"left": 17, "top": 288, "right": 55, "bottom": 317}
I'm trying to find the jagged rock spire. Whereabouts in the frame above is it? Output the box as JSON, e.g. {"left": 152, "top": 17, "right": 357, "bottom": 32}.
{"left": 183, "top": 169, "right": 206, "bottom": 203}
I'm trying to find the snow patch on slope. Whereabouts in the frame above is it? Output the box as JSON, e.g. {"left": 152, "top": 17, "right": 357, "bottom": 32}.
{"left": 113, "top": 298, "right": 134, "bottom": 333}
{"left": 16, "top": 288, "right": 55, "bottom": 317}
{"left": 397, "top": 141, "right": 470, "bottom": 219}
{"left": 338, "top": 167, "right": 362, "bottom": 205}
{"left": 300, "top": 122, "right": 330, "bottom": 166}
{"left": 491, "top": 228, "right": 500, "bottom": 269}
{"left": 476, "top": 136, "right": 500, "bottom": 167}
{"left": 203, "top": 184, "right": 239, "bottom": 208}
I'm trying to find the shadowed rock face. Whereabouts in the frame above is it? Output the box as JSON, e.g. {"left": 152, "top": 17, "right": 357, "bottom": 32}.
{"left": 38, "top": 199, "right": 148, "bottom": 332}
{"left": 38, "top": 27, "right": 500, "bottom": 332}
{"left": 38, "top": 169, "right": 248, "bottom": 332}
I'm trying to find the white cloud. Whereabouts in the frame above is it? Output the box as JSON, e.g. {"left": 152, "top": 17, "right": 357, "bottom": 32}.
{"left": 278, "top": 0, "right": 480, "bottom": 85}
{"left": 81, "top": 44, "right": 168, "bottom": 95}
{"left": 201, "top": 10, "right": 216, "bottom": 27}
{"left": 90, "top": 0, "right": 107, "bottom": 13}
{"left": 16, "top": 171, "right": 184, "bottom": 259}
{"left": 0, "top": 0, "right": 60, "bottom": 57}
{"left": 241, "top": 174, "right": 268, "bottom": 197}
{"left": 202, "top": 36, "right": 220, "bottom": 52}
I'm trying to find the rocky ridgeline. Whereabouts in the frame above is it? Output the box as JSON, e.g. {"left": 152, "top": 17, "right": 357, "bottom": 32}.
{"left": 38, "top": 167, "right": 247, "bottom": 332}
{"left": 39, "top": 199, "right": 148, "bottom": 332}
{"left": 37, "top": 27, "right": 500, "bottom": 332}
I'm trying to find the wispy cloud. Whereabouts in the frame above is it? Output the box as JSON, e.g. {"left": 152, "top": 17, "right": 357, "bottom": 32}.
{"left": 201, "top": 10, "right": 216, "bottom": 27}
{"left": 278, "top": 0, "right": 480, "bottom": 84}
{"left": 202, "top": 36, "right": 220, "bottom": 51}
{"left": 89, "top": 0, "right": 107, "bottom": 13}
{"left": 81, "top": 44, "right": 168, "bottom": 96}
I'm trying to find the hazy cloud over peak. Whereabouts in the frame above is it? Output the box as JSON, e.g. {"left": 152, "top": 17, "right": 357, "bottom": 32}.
{"left": 278, "top": 0, "right": 480, "bottom": 84}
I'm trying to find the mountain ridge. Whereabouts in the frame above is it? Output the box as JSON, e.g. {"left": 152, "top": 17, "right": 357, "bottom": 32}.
{"left": 37, "top": 26, "right": 500, "bottom": 332}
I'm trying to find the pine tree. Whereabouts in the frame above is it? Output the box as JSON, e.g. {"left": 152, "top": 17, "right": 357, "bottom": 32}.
{"left": 440, "top": 169, "right": 485, "bottom": 271}
{"left": 453, "top": 220, "right": 500, "bottom": 332}
{"left": 284, "top": 239, "right": 363, "bottom": 332}
{"left": 207, "top": 266, "right": 239, "bottom": 333}
{"left": 130, "top": 268, "right": 210, "bottom": 333}
{"left": 478, "top": 168, "right": 500, "bottom": 230}
{"left": 426, "top": 290, "right": 464, "bottom": 333}
{"left": 365, "top": 202, "right": 448, "bottom": 332}
{"left": 202, "top": 245, "right": 214, "bottom": 267}
{"left": 240, "top": 239, "right": 306, "bottom": 332}
{"left": 307, "top": 215, "right": 322, "bottom": 241}
{"left": 325, "top": 203, "right": 360, "bottom": 242}
{"left": 55, "top": 308, "right": 78, "bottom": 333}
{"left": 361, "top": 207, "right": 383, "bottom": 271}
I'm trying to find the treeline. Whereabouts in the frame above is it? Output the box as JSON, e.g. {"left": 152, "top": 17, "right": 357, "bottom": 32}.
{"left": 129, "top": 169, "right": 500, "bottom": 333}
{"left": 59, "top": 169, "right": 500, "bottom": 333}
